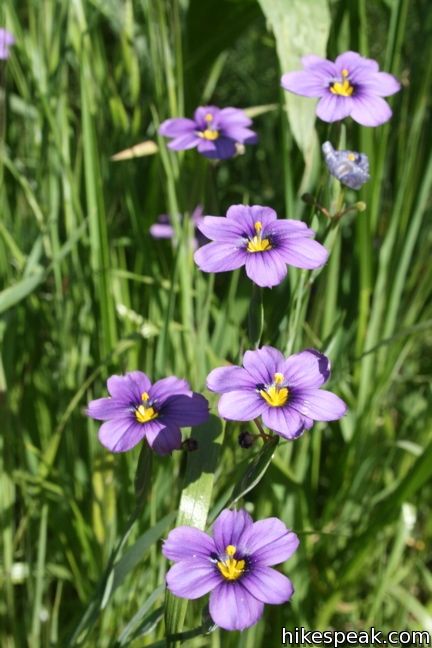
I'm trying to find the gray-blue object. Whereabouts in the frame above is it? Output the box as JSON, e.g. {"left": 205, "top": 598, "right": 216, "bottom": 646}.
{"left": 322, "top": 141, "right": 370, "bottom": 190}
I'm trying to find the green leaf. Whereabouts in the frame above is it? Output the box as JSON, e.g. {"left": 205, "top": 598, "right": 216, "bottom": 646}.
{"left": 257, "top": 0, "right": 330, "bottom": 160}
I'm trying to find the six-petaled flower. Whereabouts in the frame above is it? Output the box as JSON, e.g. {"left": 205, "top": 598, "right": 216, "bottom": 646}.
{"left": 86, "top": 372, "right": 209, "bottom": 454}
{"left": 163, "top": 508, "right": 299, "bottom": 631}
{"left": 281, "top": 51, "right": 400, "bottom": 126}
{"left": 207, "top": 347, "right": 347, "bottom": 440}
{"left": 194, "top": 205, "right": 328, "bottom": 288}
{"left": 159, "top": 106, "right": 257, "bottom": 159}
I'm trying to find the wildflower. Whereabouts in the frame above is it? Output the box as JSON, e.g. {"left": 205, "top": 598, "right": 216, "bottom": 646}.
{"left": 281, "top": 51, "right": 400, "bottom": 126}
{"left": 163, "top": 508, "right": 299, "bottom": 631}
{"left": 150, "top": 205, "right": 207, "bottom": 249}
{"left": 207, "top": 347, "right": 347, "bottom": 439}
{"left": 193, "top": 204, "right": 328, "bottom": 288}
{"left": 322, "top": 141, "right": 370, "bottom": 190}
{"left": 86, "top": 372, "right": 209, "bottom": 454}
{"left": 159, "top": 106, "right": 257, "bottom": 159}
{"left": 0, "top": 28, "right": 15, "bottom": 60}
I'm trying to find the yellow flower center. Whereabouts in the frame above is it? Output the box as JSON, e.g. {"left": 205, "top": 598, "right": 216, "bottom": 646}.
{"left": 330, "top": 69, "right": 354, "bottom": 97}
{"left": 260, "top": 372, "right": 289, "bottom": 407}
{"left": 199, "top": 128, "right": 219, "bottom": 141}
{"left": 347, "top": 152, "right": 356, "bottom": 161}
{"left": 217, "top": 545, "right": 246, "bottom": 581}
{"left": 247, "top": 221, "right": 272, "bottom": 253}
{"left": 135, "top": 391, "right": 158, "bottom": 424}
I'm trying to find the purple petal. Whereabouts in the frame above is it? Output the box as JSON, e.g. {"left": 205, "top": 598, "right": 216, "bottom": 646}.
{"left": 218, "top": 390, "right": 266, "bottom": 421}
{"left": 163, "top": 526, "right": 216, "bottom": 561}
{"left": 98, "top": 418, "right": 146, "bottom": 452}
{"left": 280, "top": 349, "right": 331, "bottom": 389}
{"left": 220, "top": 125, "right": 257, "bottom": 144}
{"left": 242, "top": 518, "right": 299, "bottom": 565}
{"left": 335, "top": 51, "right": 379, "bottom": 73}
{"left": 127, "top": 371, "right": 154, "bottom": 402}
{"left": 277, "top": 237, "right": 328, "bottom": 269}
{"left": 166, "top": 558, "right": 220, "bottom": 599}
{"left": 107, "top": 372, "right": 150, "bottom": 399}
{"left": 212, "top": 509, "right": 253, "bottom": 553}
{"left": 225, "top": 204, "right": 277, "bottom": 235}
{"left": 359, "top": 71, "right": 400, "bottom": 97}
{"left": 350, "top": 94, "right": 392, "bottom": 126}
{"left": 194, "top": 242, "right": 246, "bottom": 273}
{"left": 245, "top": 250, "right": 288, "bottom": 288}
{"left": 212, "top": 137, "right": 237, "bottom": 160}
{"left": 316, "top": 94, "right": 354, "bottom": 123}
{"left": 242, "top": 566, "right": 294, "bottom": 604}
{"left": 168, "top": 133, "right": 201, "bottom": 151}
{"left": 291, "top": 389, "right": 347, "bottom": 421}
{"left": 150, "top": 376, "right": 190, "bottom": 402}
{"left": 209, "top": 582, "right": 264, "bottom": 631}
{"left": 86, "top": 396, "right": 129, "bottom": 421}
{"left": 217, "top": 107, "right": 252, "bottom": 127}
{"left": 197, "top": 216, "right": 245, "bottom": 242}
{"left": 194, "top": 106, "right": 219, "bottom": 128}
{"left": 301, "top": 55, "right": 336, "bottom": 77}
{"left": 265, "top": 219, "right": 315, "bottom": 240}
{"left": 242, "top": 346, "right": 284, "bottom": 384}
{"left": 281, "top": 71, "right": 326, "bottom": 97}
{"left": 196, "top": 138, "right": 217, "bottom": 155}
{"left": 144, "top": 421, "right": 182, "bottom": 455}
{"left": 159, "top": 118, "right": 196, "bottom": 137}
{"left": 207, "top": 365, "right": 257, "bottom": 393}
{"left": 261, "top": 405, "right": 305, "bottom": 439}
{"left": 149, "top": 222, "right": 174, "bottom": 239}
{"left": 160, "top": 393, "right": 210, "bottom": 427}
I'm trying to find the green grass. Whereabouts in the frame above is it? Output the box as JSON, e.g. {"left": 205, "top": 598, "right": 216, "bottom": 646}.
{"left": 1, "top": 0, "right": 432, "bottom": 646}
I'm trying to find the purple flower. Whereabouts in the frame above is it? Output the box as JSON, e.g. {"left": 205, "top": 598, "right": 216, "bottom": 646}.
{"left": 322, "top": 141, "right": 370, "bottom": 190}
{"left": 163, "top": 508, "right": 299, "bottom": 631}
{"left": 207, "top": 347, "right": 347, "bottom": 440}
{"left": 159, "top": 106, "right": 257, "bottom": 159}
{"left": 0, "top": 29, "right": 15, "bottom": 60}
{"left": 281, "top": 51, "right": 400, "bottom": 126}
{"left": 86, "top": 371, "right": 209, "bottom": 454}
{"left": 193, "top": 204, "right": 328, "bottom": 288}
{"left": 150, "top": 206, "right": 207, "bottom": 249}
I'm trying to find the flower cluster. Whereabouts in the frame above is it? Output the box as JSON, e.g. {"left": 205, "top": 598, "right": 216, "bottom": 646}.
{"left": 85, "top": 45, "right": 400, "bottom": 636}
{"left": 163, "top": 508, "right": 299, "bottom": 631}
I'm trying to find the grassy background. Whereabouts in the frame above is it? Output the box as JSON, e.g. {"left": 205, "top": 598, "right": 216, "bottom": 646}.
{"left": 1, "top": 0, "right": 432, "bottom": 646}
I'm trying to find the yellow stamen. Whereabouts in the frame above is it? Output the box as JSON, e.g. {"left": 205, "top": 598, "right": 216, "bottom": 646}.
{"left": 247, "top": 236, "right": 272, "bottom": 252}
{"left": 254, "top": 221, "right": 263, "bottom": 233}
{"left": 260, "top": 373, "right": 289, "bottom": 407}
{"left": 341, "top": 68, "right": 349, "bottom": 77}
{"left": 330, "top": 78, "right": 354, "bottom": 97}
{"left": 141, "top": 392, "right": 150, "bottom": 401}
{"left": 205, "top": 113, "right": 213, "bottom": 122}
{"left": 217, "top": 545, "right": 246, "bottom": 581}
{"left": 135, "top": 403, "right": 158, "bottom": 423}
{"left": 226, "top": 544, "right": 236, "bottom": 556}
{"left": 347, "top": 152, "right": 356, "bottom": 161}
{"left": 199, "top": 128, "right": 219, "bottom": 141}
